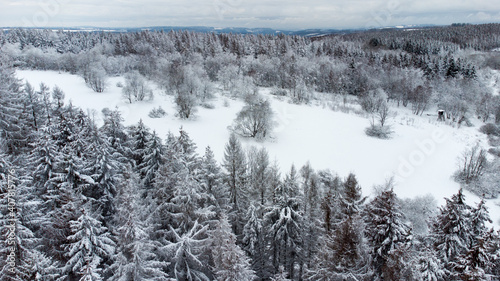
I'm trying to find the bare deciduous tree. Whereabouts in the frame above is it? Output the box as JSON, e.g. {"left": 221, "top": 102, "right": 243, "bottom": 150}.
{"left": 233, "top": 94, "right": 274, "bottom": 139}
{"left": 457, "top": 144, "right": 488, "bottom": 184}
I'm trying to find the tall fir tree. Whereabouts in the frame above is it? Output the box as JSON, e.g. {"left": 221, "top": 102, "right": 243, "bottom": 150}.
{"left": 110, "top": 169, "right": 168, "bottom": 281}
{"left": 139, "top": 131, "right": 165, "bottom": 188}
{"left": 222, "top": 133, "right": 248, "bottom": 237}
{"left": 265, "top": 165, "right": 303, "bottom": 280}
{"left": 64, "top": 206, "right": 115, "bottom": 281}
{"left": 364, "top": 187, "right": 412, "bottom": 280}
{"left": 210, "top": 214, "right": 256, "bottom": 281}
{"left": 431, "top": 189, "right": 473, "bottom": 277}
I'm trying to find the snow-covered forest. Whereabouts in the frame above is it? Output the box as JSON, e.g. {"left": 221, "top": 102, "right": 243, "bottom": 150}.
{"left": 1, "top": 24, "right": 500, "bottom": 280}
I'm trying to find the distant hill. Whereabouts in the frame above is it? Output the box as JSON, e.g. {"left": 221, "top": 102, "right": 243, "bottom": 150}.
{"left": 1, "top": 24, "right": 438, "bottom": 37}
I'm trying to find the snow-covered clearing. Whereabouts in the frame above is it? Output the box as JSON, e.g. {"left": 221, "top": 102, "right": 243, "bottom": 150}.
{"left": 16, "top": 70, "right": 500, "bottom": 227}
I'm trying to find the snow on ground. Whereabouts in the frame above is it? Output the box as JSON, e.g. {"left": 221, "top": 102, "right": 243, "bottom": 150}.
{"left": 16, "top": 70, "right": 500, "bottom": 227}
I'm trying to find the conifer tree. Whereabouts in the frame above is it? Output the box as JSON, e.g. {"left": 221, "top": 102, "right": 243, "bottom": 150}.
{"left": 431, "top": 189, "right": 473, "bottom": 276}
{"left": 110, "top": 169, "right": 168, "bottom": 281}
{"left": 265, "top": 165, "right": 303, "bottom": 279}
{"left": 139, "top": 131, "right": 165, "bottom": 188}
{"left": 64, "top": 206, "right": 115, "bottom": 281}
{"left": 200, "top": 146, "right": 230, "bottom": 216}
{"left": 364, "top": 187, "right": 412, "bottom": 280}
{"left": 222, "top": 133, "right": 247, "bottom": 237}
{"left": 243, "top": 205, "right": 271, "bottom": 280}
{"left": 210, "top": 214, "right": 256, "bottom": 281}
{"left": 165, "top": 221, "right": 210, "bottom": 281}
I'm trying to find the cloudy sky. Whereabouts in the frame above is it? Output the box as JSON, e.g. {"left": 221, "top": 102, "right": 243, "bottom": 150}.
{"left": 1, "top": 0, "right": 500, "bottom": 30}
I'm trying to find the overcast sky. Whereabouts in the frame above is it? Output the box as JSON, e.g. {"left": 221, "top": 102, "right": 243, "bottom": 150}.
{"left": 1, "top": 0, "right": 500, "bottom": 30}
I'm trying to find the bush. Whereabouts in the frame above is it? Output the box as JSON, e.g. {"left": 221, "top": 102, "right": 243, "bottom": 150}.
{"left": 488, "top": 148, "right": 500, "bottom": 157}
{"left": 489, "top": 136, "right": 500, "bottom": 147}
{"left": 148, "top": 106, "right": 166, "bottom": 118}
{"left": 201, "top": 102, "right": 215, "bottom": 109}
{"left": 479, "top": 123, "right": 500, "bottom": 136}
{"left": 270, "top": 87, "right": 288, "bottom": 96}
{"left": 365, "top": 125, "right": 393, "bottom": 139}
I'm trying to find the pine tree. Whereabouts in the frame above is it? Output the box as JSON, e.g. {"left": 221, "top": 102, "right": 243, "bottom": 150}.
{"left": 342, "top": 173, "right": 366, "bottom": 217}
{"left": 0, "top": 59, "right": 28, "bottom": 154}
{"left": 299, "top": 163, "right": 321, "bottom": 274}
{"left": 110, "top": 169, "right": 168, "bottom": 281}
{"left": 199, "top": 146, "right": 230, "bottom": 216}
{"left": 265, "top": 165, "right": 303, "bottom": 279}
{"left": 242, "top": 205, "right": 270, "bottom": 280}
{"left": 431, "top": 189, "right": 472, "bottom": 276}
{"left": 176, "top": 127, "right": 199, "bottom": 173}
{"left": 128, "top": 119, "right": 151, "bottom": 169}
{"left": 166, "top": 169, "right": 216, "bottom": 235}
{"left": 222, "top": 133, "right": 247, "bottom": 237}
{"left": 165, "top": 221, "right": 210, "bottom": 281}
{"left": 453, "top": 230, "right": 497, "bottom": 281}
{"left": 210, "top": 214, "right": 256, "bottom": 281}
{"left": 100, "top": 108, "right": 129, "bottom": 161}
{"left": 470, "top": 199, "right": 492, "bottom": 241}
{"left": 0, "top": 163, "right": 58, "bottom": 280}
{"left": 414, "top": 243, "right": 445, "bottom": 281}
{"left": 84, "top": 123, "right": 119, "bottom": 222}
{"left": 247, "top": 146, "right": 270, "bottom": 206}
{"left": 64, "top": 206, "right": 115, "bottom": 281}
{"left": 364, "top": 188, "right": 412, "bottom": 280}
{"left": 139, "top": 131, "right": 165, "bottom": 188}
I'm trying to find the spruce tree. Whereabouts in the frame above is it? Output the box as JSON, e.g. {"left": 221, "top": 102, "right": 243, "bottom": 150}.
{"left": 165, "top": 221, "right": 210, "bottom": 281}
{"left": 265, "top": 165, "right": 303, "bottom": 280}
{"left": 139, "top": 131, "right": 165, "bottom": 188}
{"left": 64, "top": 206, "right": 115, "bottom": 280}
{"left": 364, "top": 187, "right": 412, "bottom": 280}
{"left": 431, "top": 189, "right": 473, "bottom": 276}
{"left": 222, "top": 133, "right": 247, "bottom": 237}
{"left": 210, "top": 214, "right": 256, "bottom": 281}
{"left": 110, "top": 169, "right": 168, "bottom": 281}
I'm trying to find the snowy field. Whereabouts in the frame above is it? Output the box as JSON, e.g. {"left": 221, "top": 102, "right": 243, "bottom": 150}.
{"left": 16, "top": 70, "right": 500, "bottom": 227}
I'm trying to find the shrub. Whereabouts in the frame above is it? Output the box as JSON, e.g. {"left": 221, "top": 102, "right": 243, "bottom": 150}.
{"left": 270, "top": 87, "right": 288, "bottom": 96}
{"left": 201, "top": 102, "right": 215, "bottom": 109}
{"left": 148, "top": 106, "right": 166, "bottom": 118}
{"left": 365, "top": 125, "right": 393, "bottom": 139}
{"left": 488, "top": 148, "right": 500, "bottom": 157}
{"left": 479, "top": 123, "right": 500, "bottom": 136}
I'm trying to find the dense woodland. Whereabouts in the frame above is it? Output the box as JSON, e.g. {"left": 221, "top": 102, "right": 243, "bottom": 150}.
{"left": 1, "top": 24, "right": 500, "bottom": 280}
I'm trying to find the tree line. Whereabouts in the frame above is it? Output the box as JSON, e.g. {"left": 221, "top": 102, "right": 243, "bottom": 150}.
{"left": 1, "top": 24, "right": 500, "bottom": 124}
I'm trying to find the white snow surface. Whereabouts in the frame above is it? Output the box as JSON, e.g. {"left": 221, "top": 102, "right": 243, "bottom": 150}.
{"left": 16, "top": 70, "right": 500, "bottom": 228}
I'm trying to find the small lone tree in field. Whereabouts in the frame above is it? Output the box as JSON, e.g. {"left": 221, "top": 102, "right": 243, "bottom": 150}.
{"left": 83, "top": 63, "right": 107, "bottom": 93}
{"left": 364, "top": 90, "right": 393, "bottom": 139}
{"left": 122, "top": 71, "right": 153, "bottom": 103}
{"left": 456, "top": 144, "right": 488, "bottom": 184}
{"left": 233, "top": 94, "right": 274, "bottom": 139}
